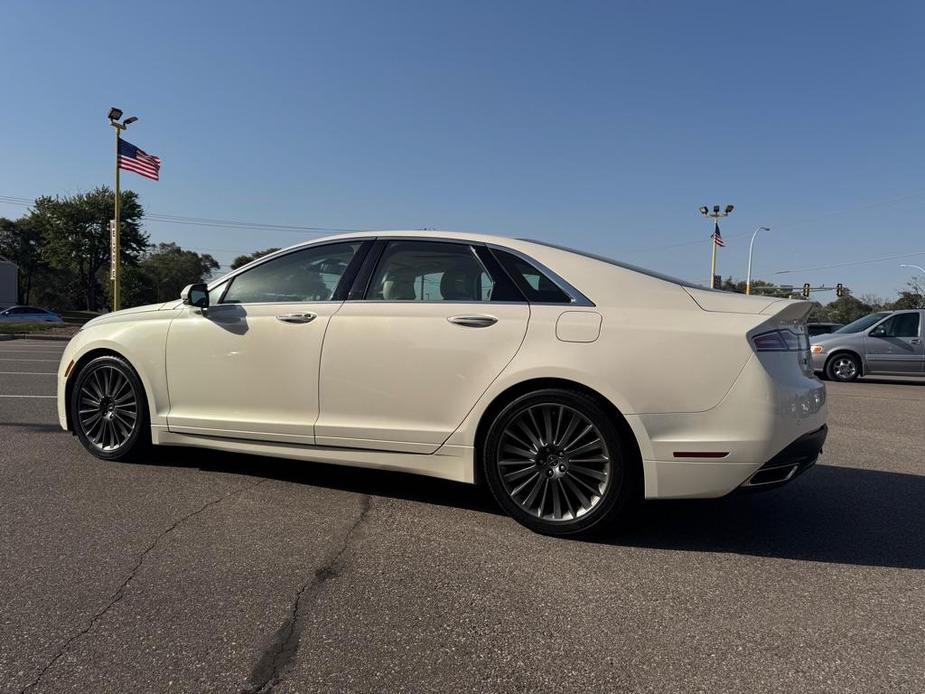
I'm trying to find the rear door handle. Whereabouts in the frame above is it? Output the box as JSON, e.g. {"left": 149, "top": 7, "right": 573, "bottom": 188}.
{"left": 448, "top": 314, "right": 498, "bottom": 328}
{"left": 276, "top": 312, "right": 317, "bottom": 324}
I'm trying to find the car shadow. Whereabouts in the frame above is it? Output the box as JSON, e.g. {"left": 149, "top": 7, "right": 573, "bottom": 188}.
{"left": 609, "top": 464, "right": 925, "bottom": 570}
{"left": 130, "top": 449, "right": 924, "bottom": 570}
{"left": 135, "top": 446, "right": 502, "bottom": 516}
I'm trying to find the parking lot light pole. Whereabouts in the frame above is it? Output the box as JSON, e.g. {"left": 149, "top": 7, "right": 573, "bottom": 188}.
{"left": 745, "top": 226, "right": 771, "bottom": 295}
{"left": 699, "top": 204, "right": 734, "bottom": 288}
{"left": 899, "top": 263, "right": 925, "bottom": 275}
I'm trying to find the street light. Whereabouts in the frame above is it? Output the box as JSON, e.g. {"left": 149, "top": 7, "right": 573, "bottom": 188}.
{"left": 899, "top": 263, "right": 925, "bottom": 274}
{"left": 699, "top": 203, "right": 735, "bottom": 288}
{"left": 745, "top": 226, "right": 771, "bottom": 295}
{"left": 107, "top": 106, "right": 138, "bottom": 311}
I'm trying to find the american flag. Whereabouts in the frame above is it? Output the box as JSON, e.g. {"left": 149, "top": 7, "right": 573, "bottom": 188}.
{"left": 711, "top": 221, "right": 725, "bottom": 247}
{"left": 118, "top": 139, "right": 161, "bottom": 181}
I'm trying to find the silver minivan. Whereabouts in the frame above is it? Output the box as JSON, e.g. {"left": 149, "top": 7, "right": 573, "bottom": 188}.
{"left": 810, "top": 310, "right": 925, "bottom": 380}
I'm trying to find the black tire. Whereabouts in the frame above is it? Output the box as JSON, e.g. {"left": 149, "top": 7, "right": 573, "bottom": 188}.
{"left": 482, "top": 388, "right": 639, "bottom": 537}
{"left": 70, "top": 354, "right": 150, "bottom": 461}
{"left": 825, "top": 352, "right": 861, "bottom": 382}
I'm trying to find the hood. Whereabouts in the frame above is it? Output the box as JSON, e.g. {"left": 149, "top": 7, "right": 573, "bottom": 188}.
{"left": 810, "top": 331, "right": 858, "bottom": 346}
{"left": 82, "top": 302, "right": 171, "bottom": 329}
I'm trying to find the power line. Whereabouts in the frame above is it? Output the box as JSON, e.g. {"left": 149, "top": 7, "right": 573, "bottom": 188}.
{"left": 774, "top": 250, "right": 925, "bottom": 275}
{"left": 0, "top": 194, "right": 367, "bottom": 235}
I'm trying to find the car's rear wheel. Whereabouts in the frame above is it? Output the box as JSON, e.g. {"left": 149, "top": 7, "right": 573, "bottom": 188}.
{"left": 483, "top": 388, "right": 638, "bottom": 537}
{"left": 70, "top": 355, "right": 150, "bottom": 460}
{"left": 825, "top": 353, "right": 860, "bottom": 382}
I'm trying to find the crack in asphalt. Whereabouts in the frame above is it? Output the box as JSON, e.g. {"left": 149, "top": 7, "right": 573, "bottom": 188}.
{"left": 19, "top": 477, "right": 270, "bottom": 694}
{"left": 242, "top": 493, "right": 372, "bottom": 694}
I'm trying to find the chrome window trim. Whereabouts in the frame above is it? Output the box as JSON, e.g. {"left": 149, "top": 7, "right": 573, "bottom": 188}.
{"left": 205, "top": 234, "right": 594, "bottom": 308}
{"left": 487, "top": 243, "right": 595, "bottom": 307}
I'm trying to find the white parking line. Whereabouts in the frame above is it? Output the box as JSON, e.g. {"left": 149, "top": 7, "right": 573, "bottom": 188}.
{"left": 0, "top": 394, "right": 56, "bottom": 399}
{"left": 0, "top": 358, "right": 60, "bottom": 362}
{"left": 0, "top": 372, "right": 56, "bottom": 375}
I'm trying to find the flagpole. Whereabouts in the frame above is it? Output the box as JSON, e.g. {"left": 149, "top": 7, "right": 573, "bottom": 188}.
{"left": 699, "top": 205, "right": 734, "bottom": 289}
{"left": 710, "top": 224, "right": 718, "bottom": 289}
{"left": 113, "top": 123, "right": 121, "bottom": 311}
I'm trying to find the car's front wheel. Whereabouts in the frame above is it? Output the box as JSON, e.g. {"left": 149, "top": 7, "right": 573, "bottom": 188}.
{"left": 70, "top": 354, "right": 150, "bottom": 460}
{"left": 482, "top": 388, "right": 638, "bottom": 537}
{"left": 825, "top": 353, "right": 861, "bottom": 382}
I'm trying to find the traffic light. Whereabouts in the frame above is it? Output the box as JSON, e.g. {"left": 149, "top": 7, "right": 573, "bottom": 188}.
{"left": 836, "top": 283, "right": 844, "bottom": 298}
{"left": 802, "top": 283, "right": 811, "bottom": 298}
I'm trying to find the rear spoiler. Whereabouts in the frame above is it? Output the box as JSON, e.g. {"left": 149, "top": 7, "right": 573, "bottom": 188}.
{"left": 760, "top": 299, "right": 814, "bottom": 322}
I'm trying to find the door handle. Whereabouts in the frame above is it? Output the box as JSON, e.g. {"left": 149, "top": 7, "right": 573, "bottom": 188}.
{"left": 447, "top": 314, "right": 498, "bottom": 328}
{"left": 276, "top": 312, "right": 317, "bottom": 324}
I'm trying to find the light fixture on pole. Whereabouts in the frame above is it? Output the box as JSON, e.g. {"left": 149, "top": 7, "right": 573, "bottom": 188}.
{"left": 107, "top": 106, "right": 138, "bottom": 312}
{"left": 745, "top": 226, "right": 771, "bottom": 295}
{"left": 899, "top": 263, "right": 925, "bottom": 275}
{"left": 699, "top": 203, "right": 734, "bottom": 288}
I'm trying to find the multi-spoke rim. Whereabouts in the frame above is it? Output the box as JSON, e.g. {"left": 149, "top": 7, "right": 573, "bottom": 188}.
{"left": 496, "top": 403, "right": 612, "bottom": 523}
{"left": 77, "top": 365, "right": 138, "bottom": 452}
{"left": 832, "top": 357, "right": 857, "bottom": 380}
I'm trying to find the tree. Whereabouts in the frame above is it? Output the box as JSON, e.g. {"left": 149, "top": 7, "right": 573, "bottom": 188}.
{"left": 115, "top": 243, "right": 220, "bottom": 308}
{"left": 821, "top": 292, "right": 875, "bottom": 324}
{"left": 0, "top": 216, "right": 45, "bottom": 304}
{"left": 231, "top": 248, "right": 280, "bottom": 270}
{"left": 32, "top": 187, "right": 149, "bottom": 310}
{"left": 890, "top": 277, "right": 925, "bottom": 310}
{"left": 719, "top": 277, "right": 796, "bottom": 298}
{"left": 140, "top": 243, "right": 220, "bottom": 304}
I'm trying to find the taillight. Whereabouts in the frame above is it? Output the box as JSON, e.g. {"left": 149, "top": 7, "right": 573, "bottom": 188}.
{"left": 752, "top": 329, "right": 807, "bottom": 352}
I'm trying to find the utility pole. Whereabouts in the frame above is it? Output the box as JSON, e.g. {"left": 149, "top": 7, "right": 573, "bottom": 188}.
{"left": 699, "top": 204, "right": 734, "bottom": 288}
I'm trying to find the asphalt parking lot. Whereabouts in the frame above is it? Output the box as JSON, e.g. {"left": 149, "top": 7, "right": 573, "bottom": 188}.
{"left": 1, "top": 339, "right": 922, "bottom": 694}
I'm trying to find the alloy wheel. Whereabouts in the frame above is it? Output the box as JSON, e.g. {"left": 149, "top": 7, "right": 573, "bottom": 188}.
{"left": 831, "top": 356, "right": 858, "bottom": 380}
{"left": 496, "top": 404, "right": 612, "bottom": 522}
{"left": 77, "top": 365, "right": 139, "bottom": 451}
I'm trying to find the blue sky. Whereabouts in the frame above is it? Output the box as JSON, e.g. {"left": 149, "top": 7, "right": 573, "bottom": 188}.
{"left": 2, "top": 0, "right": 925, "bottom": 298}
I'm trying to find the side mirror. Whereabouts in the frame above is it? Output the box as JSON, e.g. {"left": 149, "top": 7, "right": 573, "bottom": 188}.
{"left": 181, "top": 283, "right": 209, "bottom": 309}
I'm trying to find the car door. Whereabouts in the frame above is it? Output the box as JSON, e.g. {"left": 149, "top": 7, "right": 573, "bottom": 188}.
{"left": 315, "top": 239, "right": 530, "bottom": 453}
{"left": 165, "top": 240, "right": 369, "bottom": 444}
{"left": 865, "top": 311, "right": 924, "bottom": 374}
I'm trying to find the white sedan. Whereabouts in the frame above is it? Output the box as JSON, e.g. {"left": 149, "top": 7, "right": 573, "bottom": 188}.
{"left": 56, "top": 231, "right": 827, "bottom": 536}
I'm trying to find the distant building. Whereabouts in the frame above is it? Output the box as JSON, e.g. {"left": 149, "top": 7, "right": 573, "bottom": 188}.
{"left": 0, "top": 256, "right": 17, "bottom": 307}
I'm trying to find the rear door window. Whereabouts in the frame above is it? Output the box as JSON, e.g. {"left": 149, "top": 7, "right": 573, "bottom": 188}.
{"left": 366, "top": 241, "right": 494, "bottom": 302}
{"left": 491, "top": 249, "right": 572, "bottom": 303}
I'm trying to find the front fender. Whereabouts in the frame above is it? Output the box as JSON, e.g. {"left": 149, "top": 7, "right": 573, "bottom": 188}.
{"left": 58, "top": 310, "right": 179, "bottom": 431}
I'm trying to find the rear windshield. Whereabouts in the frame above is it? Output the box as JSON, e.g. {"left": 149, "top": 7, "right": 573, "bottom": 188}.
{"left": 835, "top": 312, "right": 890, "bottom": 334}
{"left": 521, "top": 239, "right": 704, "bottom": 288}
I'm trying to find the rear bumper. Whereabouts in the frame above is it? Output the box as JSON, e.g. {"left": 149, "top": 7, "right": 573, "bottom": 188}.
{"left": 738, "top": 424, "right": 827, "bottom": 491}
{"left": 632, "top": 353, "right": 828, "bottom": 499}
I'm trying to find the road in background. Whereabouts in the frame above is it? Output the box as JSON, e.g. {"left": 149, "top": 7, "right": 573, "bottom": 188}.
{"left": 1, "top": 340, "right": 923, "bottom": 693}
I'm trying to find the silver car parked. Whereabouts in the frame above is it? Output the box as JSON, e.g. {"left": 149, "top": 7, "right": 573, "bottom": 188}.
{"left": 811, "top": 310, "right": 925, "bottom": 381}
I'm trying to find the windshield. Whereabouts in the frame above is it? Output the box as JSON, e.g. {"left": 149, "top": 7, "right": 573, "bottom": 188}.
{"left": 834, "top": 312, "right": 890, "bottom": 334}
